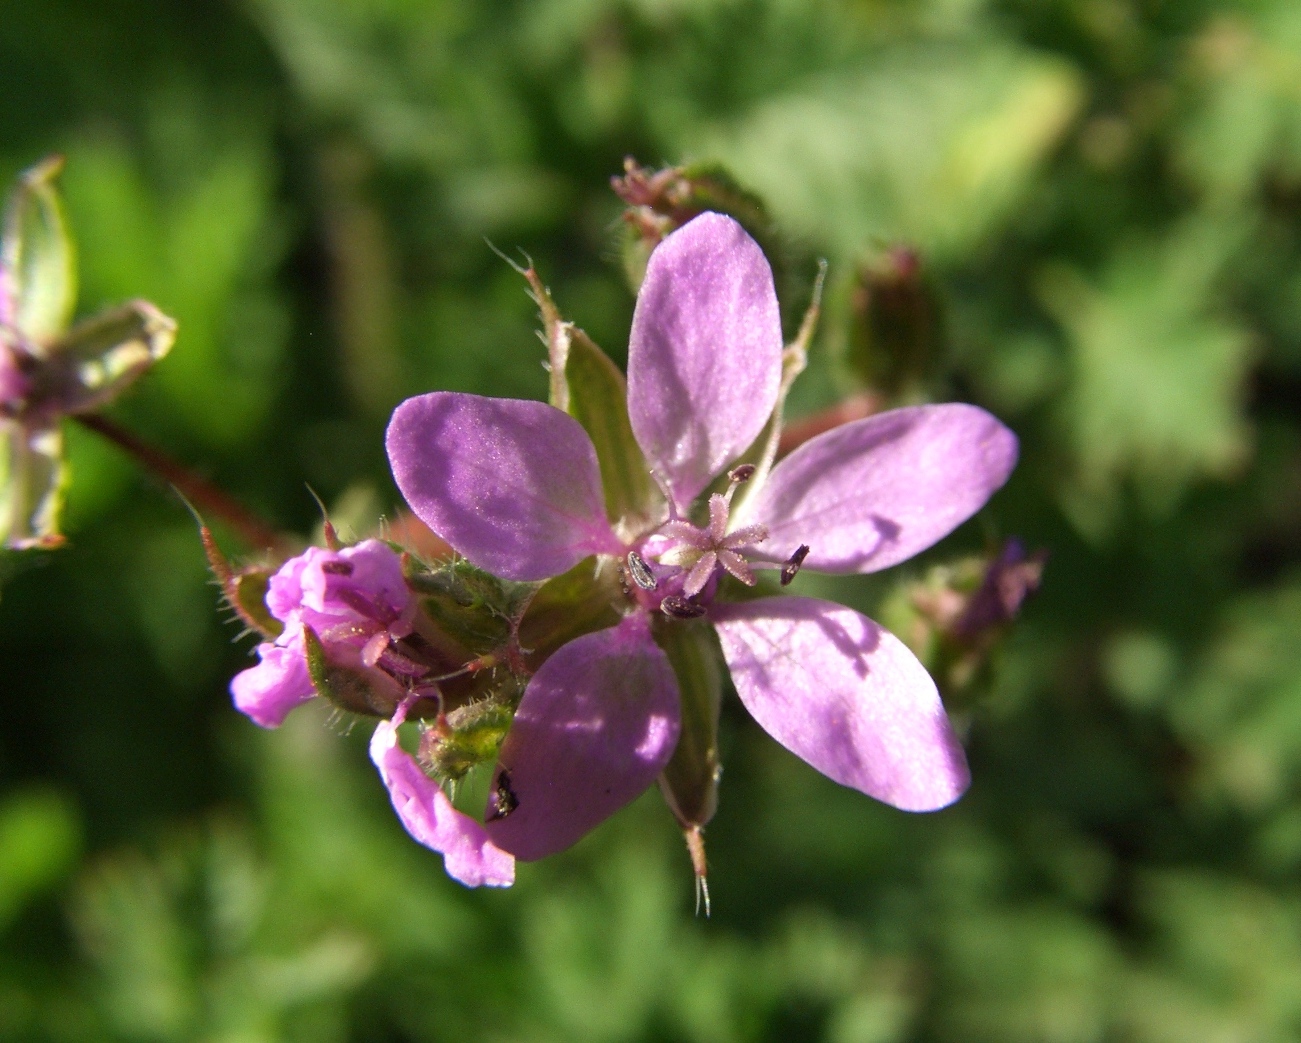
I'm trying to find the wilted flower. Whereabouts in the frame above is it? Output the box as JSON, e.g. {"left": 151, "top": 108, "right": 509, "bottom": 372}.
{"left": 1, "top": 157, "right": 175, "bottom": 549}
{"left": 384, "top": 212, "right": 1019, "bottom": 873}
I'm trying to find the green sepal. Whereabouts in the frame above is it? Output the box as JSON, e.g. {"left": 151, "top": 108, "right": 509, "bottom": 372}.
{"left": 653, "top": 617, "right": 725, "bottom": 829}
{"left": 423, "top": 700, "right": 515, "bottom": 782}
{"left": 522, "top": 267, "right": 661, "bottom": 527}
{"left": 42, "top": 301, "right": 176, "bottom": 417}
{"left": 518, "top": 556, "right": 622, "bottom": 664}
{"left": 232, "top": 568, "right": 282, "bottom": 640}
{"left": 2, "top": 156, "right": 76, "bottom": 345}
{"left": 196, "top": 525, "right": 283, "bottom": 640}
{"left": 420, "top": 590, "right": 511, "bottom": 655}
{"left": 301, "top": 625, "right": 402, "bottom": 719}
{"left": 564, "top": 327, "right": 661, "bottom": 525}
{"left": 0, "top": 422, "right": 66, "bottom": 550}
{"left": 405, "top": 555, "right": 538, "bottom": 655}
{"left": 719, "top": 262, "right": 825, "bottom": 519}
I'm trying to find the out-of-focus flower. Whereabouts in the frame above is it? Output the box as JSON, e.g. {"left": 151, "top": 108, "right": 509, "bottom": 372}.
{"left": 1, "top": 157, "right": 175, "bottom": 549}
{"left": 386, "top": 212, "right": 1019, "bottom": 868}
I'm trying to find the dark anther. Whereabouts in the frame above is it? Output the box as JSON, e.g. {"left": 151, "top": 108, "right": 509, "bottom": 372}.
{"left": 780, "top": 544, "right": 810, "bottom": 585}
{"left": 661, "top": 594, "right": 707, "bottom": 619}
{"left": 626, "top": 550, "right": 657, "bottom": 591}
{"left": 486, "top": 768, "right": 519, "bottom": 822}
{"left": 728, "top": 464, "right": 757, "bottom": 484}
{"left": 320, "top": 560, "right": 355, "bottom": 576}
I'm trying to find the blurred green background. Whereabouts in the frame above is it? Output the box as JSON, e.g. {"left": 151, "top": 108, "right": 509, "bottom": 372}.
{"left": 5, "top": 0, "right": 1301, "bottom": 1039}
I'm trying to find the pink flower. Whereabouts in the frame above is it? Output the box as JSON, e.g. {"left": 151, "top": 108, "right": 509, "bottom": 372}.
{"left": 370, "top": 702, "right": 515, "bottom": 888}
{"left": 230, "top": 539, "right": 417, "bottom": 728}
{"left": 231, "top": 538, "right": 516, "bottom": 887}
{"left": 385, "top": 212, "right": 1018, "bottom": 865}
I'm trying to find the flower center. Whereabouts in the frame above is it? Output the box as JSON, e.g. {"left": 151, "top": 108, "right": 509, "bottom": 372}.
{"left": 621, "top": 493, "right": 770, "bottom": 620}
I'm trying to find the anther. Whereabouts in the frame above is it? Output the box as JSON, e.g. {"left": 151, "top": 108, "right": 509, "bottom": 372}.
{"left": 626, "top": 550, "right": 657, "bottom": 591}
{"left": 780, "top": 545, "right": 810, "bottom": 586}
{"left": 728, "top": 464, "right": 756, "bottom": 484}
{"left": 321, "top": 560, "right": 355, "bottom": 576}
{"left": 660, "top": 594, "right": 707, "bottom": 619}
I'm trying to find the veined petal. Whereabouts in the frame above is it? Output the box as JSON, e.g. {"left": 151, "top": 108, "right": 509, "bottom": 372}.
{"left": 742, "top": 404, "right": 1017, "bottom": 574}
{"left": 627, "top": 213, "right": 783, "bottom": 509}
{"left": 370, "top": 718, "right": 515, "bottom": 888}
{"left": 387, "top": 392, "right": 620, "bottom": 582}
{"left": 485, "top": 616, "right": 680, "bottom": 860}
{"left": 712, "top": 596, "right": 969, "bottom": 812}
{"left": 230, "top": 643, "right": 316, "bottom": 728}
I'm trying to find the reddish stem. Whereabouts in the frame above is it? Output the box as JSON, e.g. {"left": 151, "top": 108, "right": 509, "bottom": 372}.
{"left": 75, "top": 412, "right": 291, "bottom": 557}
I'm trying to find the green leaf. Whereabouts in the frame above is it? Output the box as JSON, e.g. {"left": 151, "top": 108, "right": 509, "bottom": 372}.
{"left": 0, "top": 421, "right": 66, "bottom": 550}
{"left": 693, "top": 46, "right": 1083, "bottom": 261}
{"left": 1, "top": 155, "right": 77, "bottom": 344}
{"left": 1042, "top": 213, "right": 1254, "bottom": 521}
{"left": 0, "top": 787, "right": 81, "bottom": 930}
{"left": 47, "top": 299, "right": 176, "bottom": 415}
{"left": 653, "top": 617, "right": 725, "bottom": 829}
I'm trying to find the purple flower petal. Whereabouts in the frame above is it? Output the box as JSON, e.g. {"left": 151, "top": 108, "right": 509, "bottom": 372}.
{"left": 230, "top": 642, "right": 317, "bottom": 728}
{"left": 741, "top": 404, "right": 1018, "bottom": 574}
{"left": 712, "top": 596, "right": 969, "bottom": 811}
{"left": 627, "top": 213, "right": 783, "bottom": 509}
{"left": 370, "top": 718, "right": 515, "bottom": 888}
{"left": 485, "top": 616, "right": 681, "bottom": 860}
{"left": 387, "top": 392, "right": 621, "bottom": 581}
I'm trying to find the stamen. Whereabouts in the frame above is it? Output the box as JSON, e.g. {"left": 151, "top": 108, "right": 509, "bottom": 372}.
{"left": 781, "top": 544, "right": 811, "bottom": 585}
{"left": 660, "top": 594, "right": 707, "bottom": 619}
{"left": 626, "top": 550, "right": 657, "bottom": 591}
{"left": 728, "top": 464, "right": 756, "bottom": 484}
{"left": 321, "top": 559, "right": 354, "bottom": 576}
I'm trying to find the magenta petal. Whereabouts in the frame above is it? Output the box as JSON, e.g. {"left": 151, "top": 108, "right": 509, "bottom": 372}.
{"left": 627, "top": 213, "right": 783, "bottom": 509}
{"left": 387, "top": 392, "right": 620, "bottom": 581}
{"left": 230, "top": 643, "right": 316, "bottom": 728}
{"left": 743, "top": 404, "right": 1017, "bottom": 573}
{"left": 712, "top": 596, "right": 969, "bottom": 811}
{"left": 484, "top": 616, "right": 681, "bottom": 860}
{"left": 369, "top": 719, "right": 515, "bottom": 888}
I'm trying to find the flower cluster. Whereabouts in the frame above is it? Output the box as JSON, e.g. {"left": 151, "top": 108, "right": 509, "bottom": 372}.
{"left": 231, "top": 212, "right": 1018, "bottom": 890}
